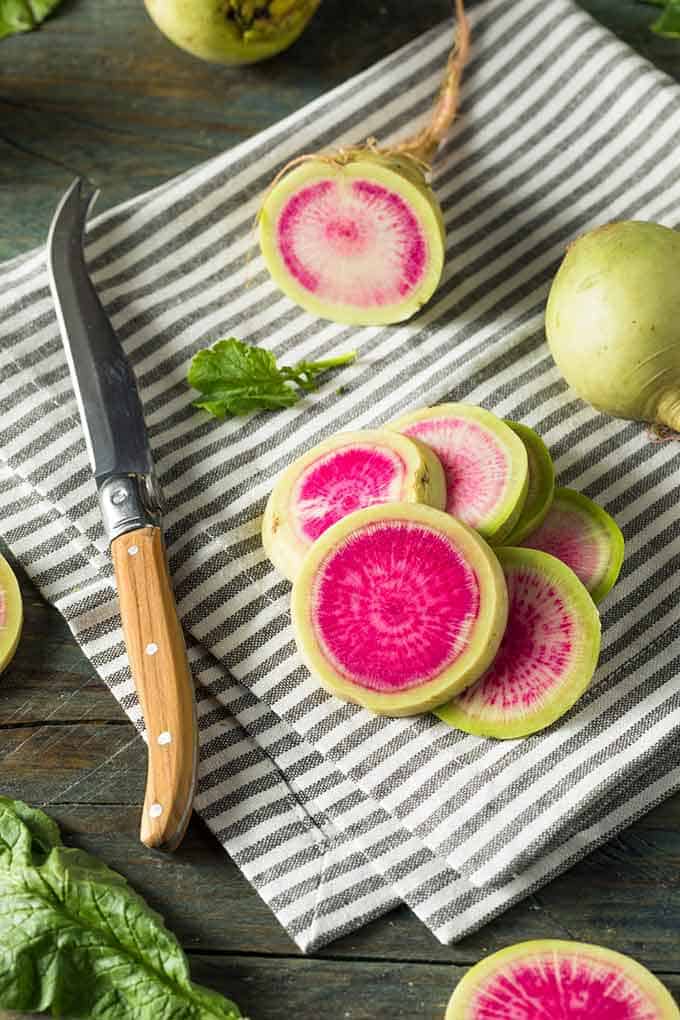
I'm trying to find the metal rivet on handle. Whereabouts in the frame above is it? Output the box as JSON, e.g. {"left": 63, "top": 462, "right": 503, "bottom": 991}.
{"left": 149, "top": 803, "right": 163, "bottom": 819}
{"left": 111, "top": 488, "right": 128, "bottom": 506}
{"left": 128, "top": 545, "right": 138, "bottom": 556}
{"left": 145, "top": 642, "right": 158, "bottom": 656}
{"left": 157, "top": 731, "right": 172, "bottom": 746}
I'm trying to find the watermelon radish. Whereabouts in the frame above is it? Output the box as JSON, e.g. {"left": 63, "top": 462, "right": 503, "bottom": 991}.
{"left": 521, "top": 487, "right": 625, "bottom": 604}
{"left": 291, "top": 503, "right": 508, "bottom": 716}
{"left": 437, "top": 548, "right": 601, "bottom": 739}
{"left": 262, "top": 430, "right": 446, "bottom": 581}
{"left": 502, "top": 421, "right": 555, "bottom": 546}
{"left": 388, "top": 404, "right": 529, "bottom": 544}
{"left": 258, "top": 0, "right": 470, "bottom": 325}
{"left": 0, "top": 554, "right": 22, "bottom": 674}
{"left": 446, "top": 940, "right": 680, "bottom": 1019}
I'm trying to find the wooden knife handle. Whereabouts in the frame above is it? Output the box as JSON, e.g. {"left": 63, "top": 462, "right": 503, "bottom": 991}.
{"left": 111, "top": 526, "right": 197, "bottom": 851}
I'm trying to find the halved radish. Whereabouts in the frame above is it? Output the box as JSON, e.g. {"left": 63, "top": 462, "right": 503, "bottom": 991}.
{"left": 291, "top": 503, "right": 508, "bottom": 716}
{"left": 502, "top": 420, "right": 555, "bottom": 545}
{"left": 258, "top": 153, "right": 446, "bottom": 326}
{"left": 262, "top": 430, "right": 446, "bottom": 581}
{"left": 446, "top": 940, "right": 680, "bottom": 1019}
{"left": 0, "top": 554, "right": 22, "bottom": 674}
{"left": 521, "top": 487, "right": 625, "bottom": 604}
{"left": 437, "top": 548, "right": 601, "bottom": 739}
{"left": 388, "top": 404, "right": 529, "bottom": 543}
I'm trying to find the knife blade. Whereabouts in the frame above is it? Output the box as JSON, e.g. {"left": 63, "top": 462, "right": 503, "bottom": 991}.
{"left": 47, "top": 179, "right": 198, "bottom": 852}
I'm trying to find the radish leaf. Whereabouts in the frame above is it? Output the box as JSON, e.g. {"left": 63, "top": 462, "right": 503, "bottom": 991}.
{"left": 0, "top": 0, "right": 63, "bottom": 39}
{"left": 651, "top": 0, "right": 680, "bottom": 36}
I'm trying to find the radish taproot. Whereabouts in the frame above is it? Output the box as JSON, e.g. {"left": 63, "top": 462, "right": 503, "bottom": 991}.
{"left": 546, "top": 221, "right": 680, "bottom": 432}
{"left": 521, "top": 487, "right": 624, "bottom": 604}
{"left": 437, "top": 548, "right": 601, "bottom": 739}
{"left": 502, "top": 421, "right": 555, "bottom": 545}
{"left": 446, "top": 940, "right": 680, "bottom": 1019}
{"left": 0, "top": 554, "right": 22, "bottom": 674}
{"left": 258, "top": 0, "right": 470, "bottom": 325}
{"left": 143, "top": 0, "right": 320, "bottom": 65}
{"left": 262, "top": 430, "right": 446, "bottom": 581}
{"left": 291, "top": 503, "right": 508, "bottom": 716}
{"left": 388, "top": 404, "right": 529, "bottom": 544}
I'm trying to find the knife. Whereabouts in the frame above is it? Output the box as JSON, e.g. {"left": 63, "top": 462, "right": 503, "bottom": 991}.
{"left": 47, "top": 179, "right": 198, "bottom": 852}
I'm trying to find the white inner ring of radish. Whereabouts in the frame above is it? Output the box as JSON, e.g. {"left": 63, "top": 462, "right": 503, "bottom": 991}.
{"left": 276, "top": 178, "right": 428, "bottom": 308}
{"left": 291, "top": 444, "right": 407, "bottom": 543}
{"left": 310, "top": 520, "right": 480, "bottom": 692}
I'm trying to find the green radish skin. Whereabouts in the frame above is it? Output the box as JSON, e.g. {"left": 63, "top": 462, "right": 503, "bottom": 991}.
{"left": 143, "top": 0, "right": 320, "bottom": 65}
{"left": 521, "top": 487, "right": 625, "bottom": 604}
{"left": 437, "top": 548, "right": 601, "bottom": 740}
{"left": 0, "top": 554, "right": 22, "bottom": 673}
{"left": 291, "top": 503, "right": 508, "bottom": 717}
{"left": 502, "top": 421, "right": 555, "bottom": 545}
{"left": 546, "top": 221, "right": 680, "bottom": 432}
{"left": 446, "top": 940, "right": 680, "bottom": 1019}
{"left": 258, "top": 152, "right": 446, "bottom": 326}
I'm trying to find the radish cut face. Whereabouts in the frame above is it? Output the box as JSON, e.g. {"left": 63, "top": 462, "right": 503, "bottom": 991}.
{"left": 291, "top": 503, "right": 508, "bottom": 716}
{"left": 262, "top": 430, "right": 446, "bottom": 581}
{"left": 502, "top": 421, "right": 555, "bottom": 545}
{"left": 258, "top": 155, "right": 446, "bottom": 325}
{"left": 437, "top": 548, "right": 601, "bottom": 739}
{"left": 0, "top": 554, "right": 22, "bottom": 674}
{"left": 446, "top": 940, "right": 680, "bottom": 1019}
{"left": 388, "top": 404, "right": 529, "bottom": 543}
{"left": 521, "top": 487, "right": 625, "bottom": 604}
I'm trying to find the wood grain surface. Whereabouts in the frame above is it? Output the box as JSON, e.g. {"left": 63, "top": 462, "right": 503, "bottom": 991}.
{"left": 1, "top": 1, "right": 679, "bottom": 1016}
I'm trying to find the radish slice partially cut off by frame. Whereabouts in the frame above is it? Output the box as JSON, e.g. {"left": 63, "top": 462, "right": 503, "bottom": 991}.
{"left": 0, "top": 554, "right": 22, "bottom": 675}
{"left": 291, "top": 503, "right": 508, "bottom": 716}
{"left": 446, "top": 940, "right": 680, "bottom": 1019}
{"left": 262, "top": 430, "right": 447, "bottom": 581}
{"left": 258, "top": 154, "right": 446, "bottom": 326}
{"left": 502, "top": 421, "right": 555, "bottom": 545}
{"left": 437, "top": 548, "right": 601, "bottom": 739}
{"left": 388, "top": 404, "right": 529, "bottom": 543}
{"left": 521, "top": 487, "right": 625, "bottom": 604}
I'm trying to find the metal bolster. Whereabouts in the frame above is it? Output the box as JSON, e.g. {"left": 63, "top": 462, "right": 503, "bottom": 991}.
{"left": 98, "top": 474, "right": 163, "bottom": 543}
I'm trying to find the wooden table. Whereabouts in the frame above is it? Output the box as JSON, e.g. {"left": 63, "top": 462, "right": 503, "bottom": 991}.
{"left": 1, "top": 2, "right": 679, "bottom": 1016}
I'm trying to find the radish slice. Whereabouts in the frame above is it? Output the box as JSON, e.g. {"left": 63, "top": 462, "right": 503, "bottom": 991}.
{"left": 0, "top": 554, "right": 22, "bottom": 674}
{"left": 446, "top": 940, "right": 680, "bottom": 1019}
{"left": 258, "top": 153, "right": 446, "bottom": 326}
{"left": 262, "top": 430, "right": 446, "bottom": 581}
{"left": 502, "top": 421, "right": 555, "bottom": 545}
{"left": 388, "top": 404, "right": 529, "bottom": 543}
{"left": 521, "top": 487, "right": 625, "bottom": 604}
{"left": 437, "top": 548, "right": 601, "bottom": 739}
{"left": 291, "top": 503, "right": 508, "bottom": 716}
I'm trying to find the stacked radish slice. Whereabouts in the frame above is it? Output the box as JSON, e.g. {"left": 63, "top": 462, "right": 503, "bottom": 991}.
{"left": 262, "top": 404, "right": 624, "bottom": 738}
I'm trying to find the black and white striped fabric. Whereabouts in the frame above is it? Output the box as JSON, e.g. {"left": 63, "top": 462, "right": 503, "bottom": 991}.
{"left": 2, "top": 0, "right": 680, "bottom": 952}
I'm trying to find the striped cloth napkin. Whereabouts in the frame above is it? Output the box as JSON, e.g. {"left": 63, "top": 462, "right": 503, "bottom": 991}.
{"left": 2, "top": 0, "right": 680, "bottom": 953}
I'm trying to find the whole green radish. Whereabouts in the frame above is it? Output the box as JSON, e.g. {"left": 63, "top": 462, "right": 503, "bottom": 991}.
{"left": 546, "top": 221, "right": 680, "bottom": 432}
{"left": 144, "top": 0, "right": 320, "bottom": 65}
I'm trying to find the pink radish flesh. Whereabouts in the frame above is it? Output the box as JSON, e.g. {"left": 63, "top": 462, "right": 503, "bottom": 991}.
{"left": 292, "top": 445, "right": 407, "bottom": 542}
{"left": 277, "top": 179, "right": 428, "bottom": 308}
{"left": 466, "top": 949, "right": 663, "bottom": 1018}
{"left": 402, "top": 418, "right": 509, "bottom": 526}
{"left": 312, "top": 520, "right": 480, "bottom": 691}
{"left": 524, "top": 506, "right": 606, "bottom": 589}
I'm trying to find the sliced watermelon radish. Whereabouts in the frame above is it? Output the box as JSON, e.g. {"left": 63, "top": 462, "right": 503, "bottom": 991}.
{"left": 502, "top": 421, "right": 555, "bottom": 545}
{"left": 388, "top": 404, "right": 529, "bottom": 544}
{"left": 258, "top": 152, "right": 446, "bottom": 326}
{"left": 437, "top": 548, "right": 601, "bottom": 739}
{"left": 0, "top": 554, "right": 22, "bottom": 674}
{"left": 262, "top": 430, "right": 446, "bottom": 581}
{"left": 291, "top": 503, "right": 508, "bottom": 716}
{"left": 521, "top": 487, "right": 625, "bottom": 604}
{"left": 446, "top": 940, "right": 680, "bottom": 1019}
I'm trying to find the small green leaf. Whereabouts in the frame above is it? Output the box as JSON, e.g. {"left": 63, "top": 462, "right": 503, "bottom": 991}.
{"left": 0, "top": 0, "right": 63, "bottom": 39}
{"left": 651, "top": 0, "right": 680, "bottom": 36}
{"left": 0, "top": 798, "right": 243, "bottom": 1019}
{"left": 188, "top": 337, "right": 356, "bottom": 418}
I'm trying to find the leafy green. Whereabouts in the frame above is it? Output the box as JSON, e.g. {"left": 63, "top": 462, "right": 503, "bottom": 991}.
{"left": 651, "top": 0, "right": 680, "bottom": 36}
{"left": 0, "top": 797, "right": 243, "bottom": 1019}
{"left": 188, "top": 337, "right": 357, "bottom": 417}
{"left": 0, "top": 0, "right": 63, "bottom": 39}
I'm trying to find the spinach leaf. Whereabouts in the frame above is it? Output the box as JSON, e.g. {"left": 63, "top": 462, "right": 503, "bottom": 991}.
{"left": 0, "top": 797, "right": 243, "bottom": 1019}
{"left": 0, "top": 0, "right": 63, "bottom": 39}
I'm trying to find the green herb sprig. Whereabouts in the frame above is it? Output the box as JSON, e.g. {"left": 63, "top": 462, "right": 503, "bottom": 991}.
{"left": 640, "top": 0, "right": 680, "bottom": 38}
{"left": 188, "top": 337, "right": 356, "bottom": 417}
